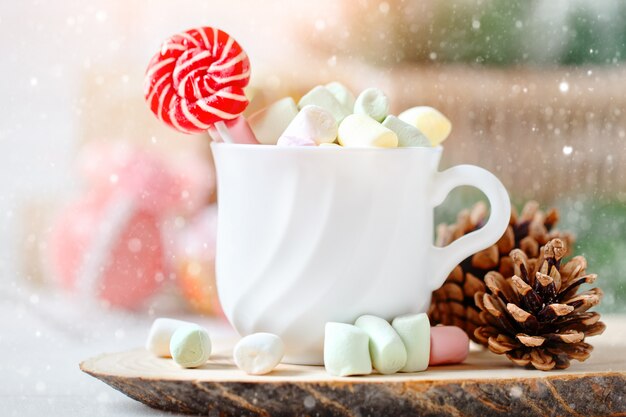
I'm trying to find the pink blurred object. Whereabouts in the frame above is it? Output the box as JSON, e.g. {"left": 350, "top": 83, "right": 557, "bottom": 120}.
{"left": 78, "top": 143, "right": 214, "bottom": 214}
{"left": 174, "top": 206, "right": 224, "bottom": 316}
{"left": 429, "top": 326, "right": 470, "bottom": 366}
{"left": 208, "top": 116, "right": 259, "bottom": 144}
{"left": 49, "top": 143, "right": 213, "bottom": 309}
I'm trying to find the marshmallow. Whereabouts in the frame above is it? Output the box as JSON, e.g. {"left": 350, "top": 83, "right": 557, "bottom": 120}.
{"left": 146, "top": 318, "right": 194, "bottom": 357}
{"left": 429, "top": 326, "right": 469, "bottom": 366}
{"left": 398, "top": 106, "right": 452, "bottom": 146}
{"left": 276, "top": 136, "right": 316, "bottom": 147}
{"left": 325, "top": 82, "right": 356, "bottom": 111}
{"left": 233, "top": 333, "right": 285, "bottom": 375}
{"left": 324, "top": 322, "right": 372, "bottom": 377}
{"left": 208, "top": 116, "right": 259, "bottom": 144}
{"left": 277, "top": 105, "right": 338, "bottom": 146}
{"left": 298, "top": 86, "right": 351, "bottom": 122}
{"left": 338, "top": 114, "right": 398, "bottom": 148}
{"left": 248, "top": 97, "right": 299, "bottom": 145}
{"left": 169, "top": 324, "right": 212, "bottom": 368}
{"left": 354, "top": 315, "right": 407, "bottom": 374}
{"left": 319, "top": 142, "right": 342, "bottom": 147}
{"left": 391, "top": 313, "right": 430, "bottom": 372}
{"left": 354, "top": 88, "right": 389, "bottom": 122}
{"left": 382, "top": 115, "right": 431, "bottom": 147}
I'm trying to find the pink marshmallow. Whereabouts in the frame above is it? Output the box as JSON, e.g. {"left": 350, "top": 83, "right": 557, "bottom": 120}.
{"left": 276, "top": 136, "right": 317, "bottom": 147}
{"left": 429, "top": 326, "right": 469, "bottom": 366}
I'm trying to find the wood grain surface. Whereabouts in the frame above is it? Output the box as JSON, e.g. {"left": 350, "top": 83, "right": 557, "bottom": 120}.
{"left": 81, "top": 320, "right": 626, "bottom": 417}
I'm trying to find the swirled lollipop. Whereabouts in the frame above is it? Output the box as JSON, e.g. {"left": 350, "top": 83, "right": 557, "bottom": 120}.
{"left": 144, "top": 27, "right": 251, "bottom": 139}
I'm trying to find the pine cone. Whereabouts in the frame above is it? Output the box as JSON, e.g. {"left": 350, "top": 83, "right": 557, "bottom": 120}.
{"left": 428, "top": 201, "right": 575, "bottom": 342}
{"left": 474, "top": 239, "right": 606, "bottom": 370}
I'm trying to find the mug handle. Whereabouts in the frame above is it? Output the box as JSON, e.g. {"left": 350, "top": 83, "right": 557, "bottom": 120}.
{"left": 427, "top": 165, "right": 511, "bottom": 291}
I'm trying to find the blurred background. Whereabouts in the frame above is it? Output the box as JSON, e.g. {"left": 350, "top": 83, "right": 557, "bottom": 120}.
{"left": 1, "top": 0, "right": 624, "bottom": 412}
{"left": 3, "top": 0, "right": 624, "bottom": 314}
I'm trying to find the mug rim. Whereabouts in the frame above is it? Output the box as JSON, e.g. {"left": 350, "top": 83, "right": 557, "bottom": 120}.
{"left": 211, "top": 143, "right": 444, "bottom": 153}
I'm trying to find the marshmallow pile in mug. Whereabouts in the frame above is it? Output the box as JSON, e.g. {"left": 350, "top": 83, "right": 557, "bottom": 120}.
{"left": 225, "top": 82, "right": 452, "bottom": 148}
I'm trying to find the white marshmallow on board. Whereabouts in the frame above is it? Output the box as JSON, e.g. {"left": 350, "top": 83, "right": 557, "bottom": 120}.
{"left": 146, "top": 318, "right": 194, "bottom": 357}
{"left": 324, "top": 322, "right": 372, "bottom": 377}
{"left": 277, "top": 105, "right": 338, "bottom": 146}
{"left": 248, "top": 97, "right": 299, "bottom": 145}
{"left": 338, "top": 114, "right": 398, "bottom": 148}
{"left": 382, "top": 115, "right": 431, "bottom": 147}
{"left": 169, "top": 324, "right": 212, "bottom": 368}
{"left": 233, "top": 333, "right": 285, "bottom": 375}
{"left": 354, "top": 88, "right": 390, "bottom": 122}
{"left": 355, "top": 315, "right": 407, "bottom": 374}
{"left": 325, "top": 81, "right": 356, "bottom": 111}
{"left": 391, "top": 313, "right": 430, "bottom": 373}
{"left": 298, "top": 86, "right": 351, "bottom": 123}
{"left": 398, "top": 106, "right": 452, "bottom": 146}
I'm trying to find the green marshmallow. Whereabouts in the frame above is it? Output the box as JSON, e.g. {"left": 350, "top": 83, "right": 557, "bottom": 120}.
{"left": 391, "top": 313, "right": 430, "bottom": 372}
{"left": 382, "top": 115, "right": 431, "bottom": 147}
{"left": 169, "top": 325, "right": 212, "bottom": 368}
{"left": 298, "top": 85, "right": 351, "bottom": 123}
{"left": 324, "top": 322, "right": 372, "bottom": 377}
{"left": 354, "top": 88, "right": 390, "bottom": 122}
{"left": 355, "top": 315, "right": 407, "bottom": 374}
{"left": 325, "top": 81, "right": 356, "bottom": 111}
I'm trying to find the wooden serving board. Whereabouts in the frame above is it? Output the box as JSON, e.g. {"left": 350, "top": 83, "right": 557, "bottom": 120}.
{"left": 81, "top": 319, "right": 626, "bottom": 417}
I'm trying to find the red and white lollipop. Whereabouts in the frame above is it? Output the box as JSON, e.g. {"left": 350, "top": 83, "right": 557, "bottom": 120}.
{"left": 144, "top": 27, "right": 254, "bottom": 142}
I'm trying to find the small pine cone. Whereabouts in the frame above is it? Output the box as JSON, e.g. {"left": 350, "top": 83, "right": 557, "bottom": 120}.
{"left": 428, "top": 201, "right": 575, "bottom": 342}
{"left": 473, "top": 239, "right": 606, "bottom": 370}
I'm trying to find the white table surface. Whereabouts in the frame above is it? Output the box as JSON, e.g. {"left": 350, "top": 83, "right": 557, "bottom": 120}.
{"left": 0, "top": 284, "right": 234, "bottom": 416}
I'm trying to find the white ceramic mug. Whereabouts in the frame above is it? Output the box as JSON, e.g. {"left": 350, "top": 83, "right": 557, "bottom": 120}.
{"left": 212, "top": 143, "right": 510, "bottom": 364}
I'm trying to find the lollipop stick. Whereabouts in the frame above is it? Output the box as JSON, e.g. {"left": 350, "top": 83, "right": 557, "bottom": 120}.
{"left": 214, "top": 121, "right": 234, "bottom": 144}
{"left": 207, "top": 128, "right": 223, "bottom": 143}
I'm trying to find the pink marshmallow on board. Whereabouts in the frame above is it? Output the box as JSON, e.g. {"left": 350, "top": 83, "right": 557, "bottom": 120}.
{"left": 208, "top": 116, "right": 259, "bottom": 144}
{"left": 429, "top": 326, "right": 470, "bottom": 366}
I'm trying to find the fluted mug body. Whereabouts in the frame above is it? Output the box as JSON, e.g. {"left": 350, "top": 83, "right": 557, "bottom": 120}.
{"left": 212, "top": 143, "right": 510, "bottom": 364}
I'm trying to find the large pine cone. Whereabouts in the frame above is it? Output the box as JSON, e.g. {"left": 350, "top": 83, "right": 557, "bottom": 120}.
{"left": 474, "top": 239, "right": 605, "bottom": 370}
{"left": 428, "top": 201, "right": 575, "bottom": 342}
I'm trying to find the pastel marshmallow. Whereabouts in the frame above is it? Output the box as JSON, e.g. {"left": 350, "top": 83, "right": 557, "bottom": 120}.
{"left": 355, "top": 315, "right": 407, "bottom": 374}
{"left": 298, "top": 86, "right": 351, "bottom": 122}
{"left": 325, "top": 81, "right": 356, "bottom": 111}
{"left": 248, "top": 97, "right": 299, "bottom": 145}
{"left": 277, "top": 105, "right": 337, "bottom": 145}
{"left": 429, "top": 326, "right": 469, "bottom": 366}
{"left": 319, "top": 142, "right": 342, "bottom": 147}
{"left": 391, "top": 313, "right": 430, "bottom": 372}
{"left": 208, "top": 116, "right": 259, "bottom": 144}
{"left": 324, "top": 322, "right": 372, "bottom": 377}
{"left": 146, "top": 318, "right": 194, "bottom": 357}
{"left": 276, "top": 136, "right": 316, "bottom": 147}
{"left": 382, "top": 115, "right": 431, "bottom": 147}
{"left": 398, "top": 106, "right": 452, "bottom": 146}
{"left": 338, "top": 114, "right": 398, "bottom": 148}
{"left": 169, "top": 324, "right": 212, "bottom": 368}
{"left": 354, "top": 88, "right": 389, "bottom": 122}
{"left": 233, "top": 333, "right": 285, "bottom": 375}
